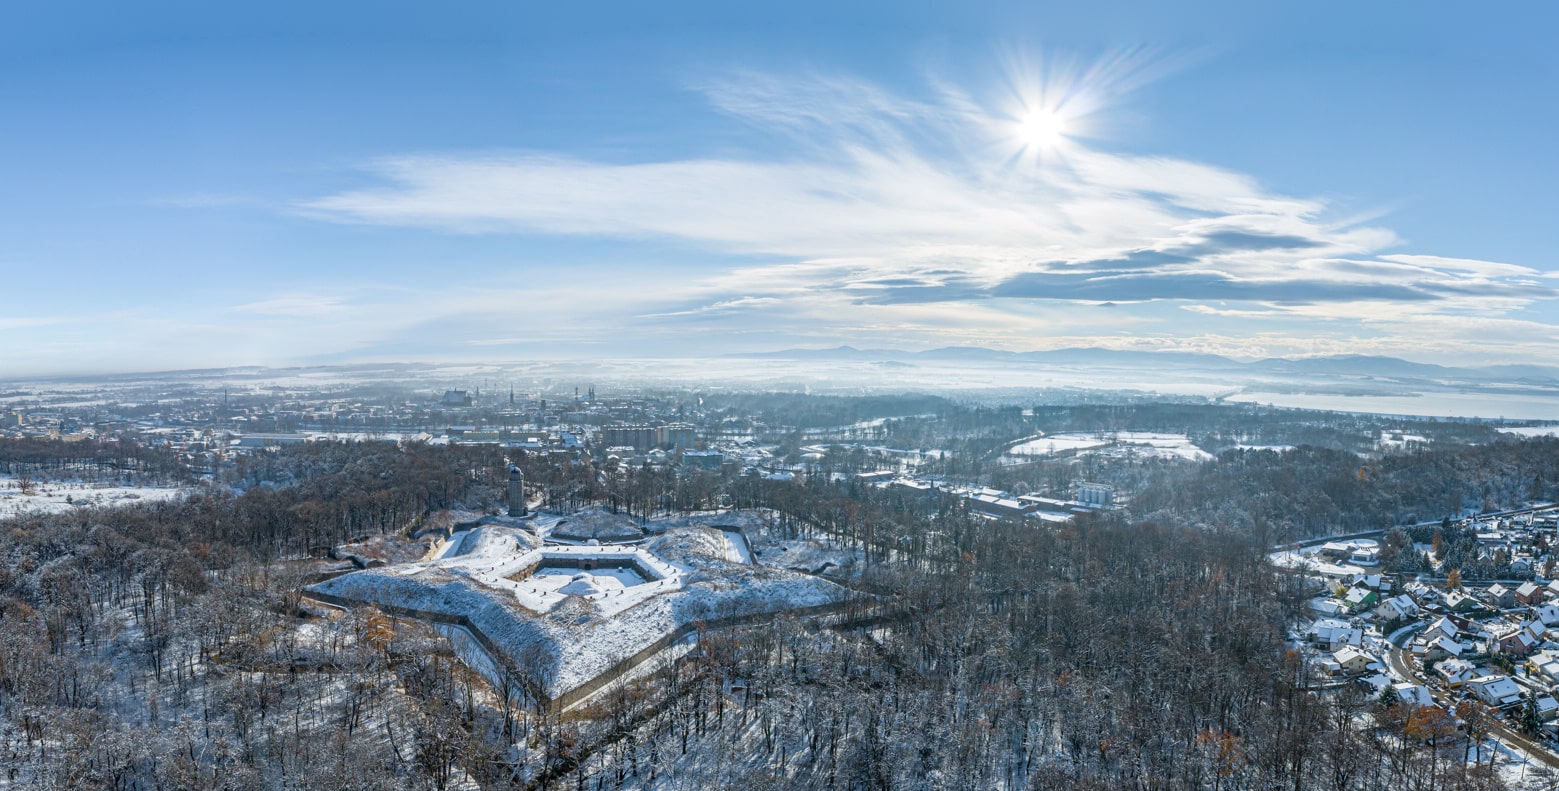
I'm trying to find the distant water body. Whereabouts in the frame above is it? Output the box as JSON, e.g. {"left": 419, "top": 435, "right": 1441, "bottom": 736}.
{"left": 1227, "top": 391, "right": 1559, "bottom": 422}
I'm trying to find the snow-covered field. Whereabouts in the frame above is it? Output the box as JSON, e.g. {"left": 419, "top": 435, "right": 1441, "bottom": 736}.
{"left": 0, "top": 476, "right": 187, "bottom": 518}
{"left": 1001, "top": 432, "right": 1212, "bottom": 464}
{"left": 1379, "top": 431, "right": 1430, "bottom": 448}
{"left": 1267, "top": 544, "right": 1367, "bottom": 577}
{"left": 1501, "top": 425, "right": 1559, "bottom": 438}
{"left": 1005, "top": 434, "right": 1112, "bottom": 456}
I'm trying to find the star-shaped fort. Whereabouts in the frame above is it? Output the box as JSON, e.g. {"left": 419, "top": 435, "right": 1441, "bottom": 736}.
{"left": 305, "top": 508, "right": 858, "bottom": 710}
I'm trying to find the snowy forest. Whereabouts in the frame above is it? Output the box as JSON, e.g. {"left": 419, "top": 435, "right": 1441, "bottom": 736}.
{"left": 0, "top": 402, "right": 1555, "bottom": 789}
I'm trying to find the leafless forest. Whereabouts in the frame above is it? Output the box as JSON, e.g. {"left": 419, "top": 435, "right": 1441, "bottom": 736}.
{"left": 0, "top": 401, "right": 1556, "bottom": 789}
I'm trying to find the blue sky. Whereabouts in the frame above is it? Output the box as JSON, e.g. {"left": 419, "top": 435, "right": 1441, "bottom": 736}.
{"left": 2, "top": 1, "right": 1556, "bottom": 375}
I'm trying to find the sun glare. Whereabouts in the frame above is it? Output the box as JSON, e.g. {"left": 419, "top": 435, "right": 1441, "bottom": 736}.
{"left": 1017, "top": 108, "right": 1066, "bottom": 148}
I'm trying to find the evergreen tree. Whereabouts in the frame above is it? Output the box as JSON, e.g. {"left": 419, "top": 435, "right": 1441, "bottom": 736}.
{"left": 1378, "top": 684, "right": 1399, "bottom": 709}
{"left": 1522, "top": 691, "right": 1542, "bottom": 736}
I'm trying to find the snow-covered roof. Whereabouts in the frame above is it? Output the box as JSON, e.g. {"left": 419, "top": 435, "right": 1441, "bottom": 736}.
{"left": 1437, "top": 658, "right": 1476, "bottom": 681}
{"left": 1333, "top": 646, "right": 1371, "bottom": 666}
{"left": 1470, "top": 675, "right": 1524, "bottom": 705}
{"left": 1427, "top": 616, "right": 1458, "bottom": 639}
{"left": 1308, "top": 597, "right": 1344, "bottom": 615}
{"left": 1392, "top": 683, "right": 1435, "bottom": 709}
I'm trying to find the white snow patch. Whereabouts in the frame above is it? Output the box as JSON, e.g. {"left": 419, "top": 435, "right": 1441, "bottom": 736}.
{"left": 0, "top": 475, "right": 187, "bottom": 518}
{"left": 1001, "top": 432, "right": 1212, "bottom": 464}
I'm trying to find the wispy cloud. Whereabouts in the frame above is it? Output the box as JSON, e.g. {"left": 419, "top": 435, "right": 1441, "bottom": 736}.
{"left": 233, "top": 295, "right": 350, "bottom": 317}
{"left": 296, "top": 66, "right": 1556, "bottom": 361}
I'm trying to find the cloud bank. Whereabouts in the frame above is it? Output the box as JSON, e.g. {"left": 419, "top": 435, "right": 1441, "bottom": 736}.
{"left": 296, "top": 67, "right": 1555, "bottom": 362}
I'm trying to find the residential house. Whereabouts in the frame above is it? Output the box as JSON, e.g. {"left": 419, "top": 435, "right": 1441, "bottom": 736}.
{"left": 1308, "top": 597, "right": 1345, "bottom": 617}
{"left": 1306, "top": 618, "right": 1364, "bottom": 651}
{"left": 1424, "top": 616, "right": 1459, "bottom": 642}
{"left": 1357, "top": 673, "right": 1392, "bottom": 696}
{"left": 1535, "top": 604, "right": 1559, "bottom": 628}
{"left": 1499, "top": 620, "right": 1548, "bottom": 657}
{"left": 1486, "top": 583, "right": 1516, "bottom": 608}
{"left": 1529, "top": 651, "right": 1559, "bottom": 684}
{"left": 1392, "top": 683, "right": 1436, "bottom": 710}
{"left": 1343, "top": 586, "right": 1379, "bottom": 613}
{"left": 1376, "top": 594, "right": 1419, "bottom": 623}
{"left": 1539, "top": 695, "right": 1559, "bottom": 721}
{"left": 1442, "top": 591, "right": 1482, "bottom": 614}
{"left": 1413, "top": 634, "right": 1465, "bottom": 664}
{"left": 1329, "top": 646, "right": 1374, "bottom": 676}
{"left": 1436, "top": 658, "right": 1477, "bottom": 688}
{"left": 1469, "top": 675, "right": 1525, "bottom": 708}
{"left": 1517, "top": 581, "right": 1547, "bottom": 606}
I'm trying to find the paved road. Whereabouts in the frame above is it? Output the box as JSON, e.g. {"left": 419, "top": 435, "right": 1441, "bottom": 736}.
{"left": 1385, "top": 641, "right": 1559, "bottom": 770}
{"left": 1274, "top": 503, "right": 1559, "bottom": 554}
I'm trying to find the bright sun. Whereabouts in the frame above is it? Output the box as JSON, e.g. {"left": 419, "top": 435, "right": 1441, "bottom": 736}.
{"left": 1017, "top": 108, "right": 1066, "bottom": 148}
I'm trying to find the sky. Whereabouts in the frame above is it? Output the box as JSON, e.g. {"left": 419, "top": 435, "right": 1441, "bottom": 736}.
{"left": 2, "top": 1, "right": 1557, "bottom": 375}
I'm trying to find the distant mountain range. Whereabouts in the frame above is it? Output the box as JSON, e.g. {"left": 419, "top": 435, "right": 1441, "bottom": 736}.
{"left": 732, "top": 346, "right": 1559, "bottom": 384}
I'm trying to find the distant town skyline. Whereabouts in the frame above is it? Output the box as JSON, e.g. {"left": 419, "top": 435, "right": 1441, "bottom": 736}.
{"left": 2, "top": 1, "right": 1556, "bottom": 375}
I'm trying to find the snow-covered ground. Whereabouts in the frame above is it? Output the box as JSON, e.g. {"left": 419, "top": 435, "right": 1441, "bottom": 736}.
{"left": 0, "top": 475, "right": 187, "bottom": 518}
{"left": 720, "top": 529, "right": 754, "bottom": 565}
{"left": 1379, "top": 431, "right": 1430, "bottom": 448}
{"left": 1005, "top": 434, "right": 1113, "bottom": 457}
{"left": 1485, "top": 738, "right": 1558, "bottom": 790}
{"left": 1268, "top": 544, "right": 1367, "bottom": 577}
{"left": 1001, "top": 432, "right": 1212, "bottom": 464}
{"left": 307, "top": 511, "right": 854, "bottom": 705}
{"left": 1501, "top": 425, "right": 1559, "bottom": 438}
{"left": 424, "top": 539, "right": 684, "bottom": 618}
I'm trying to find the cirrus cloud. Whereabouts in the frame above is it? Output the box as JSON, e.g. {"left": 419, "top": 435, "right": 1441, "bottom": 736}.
{"left": 297, "top": 67, "right": 1555, "bottom": 362}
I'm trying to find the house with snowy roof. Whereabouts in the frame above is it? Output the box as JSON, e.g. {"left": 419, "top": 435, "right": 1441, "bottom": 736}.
{"left": 1375, "top": 594, "right": 1418, "bottom": 623}
{"left": 1357, "top": 673, "right": 1392, "bottom": 696}
{"left": 1527, "top": 650, "right": 1559, "bottom": 684}
{"left": 1535, "top": 604, "right": 1559, "bottom": 627}
{"left": 1342, "top": 586, "right": 1379, "bottom": 613}
{"left": 1308, "top": 597, "right": 1345, "bottom": 616}
{"left": 1306, "top": 618, "right": 1364, "bottom": 651}
{"left": 1414, "top": 634, "right": 1466, "bottom": 664}
{"left": 1392, "top": 683, "right": 1436, "bottom": 710}
{"left": 1486, "top": 583, "right": 1516, "bottom": 608}
{"left": 1420, "top": 616, "right": 1459, "bottom": 643}
{"left": 1436, "top": 658, "right": 1477, "bottom": 687}
{"left": 1442, "top": 590, "right": 1482, "bottom": 614}
{"left": 1517, "top": 581, "right": 1547, "bottom": 605}
{"left": 1326, "top": 646, "right": 1374, "bottom": 676}
{"left": 1469, "top": 675, "right": 1525, "bottom": 708}
{"left": 1538, "top": 695, "right": 1559, "bottom": 721}
{"left": 1495, "top": 620, "right": 1546, "bottom": 656}
{"left": 1350, "top": 574, "right": 1391, "bottom": 592}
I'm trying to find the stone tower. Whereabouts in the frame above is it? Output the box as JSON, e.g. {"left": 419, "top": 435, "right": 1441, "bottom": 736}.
{"left": 507, "top": 465, "right": 526, "bottom": 517}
